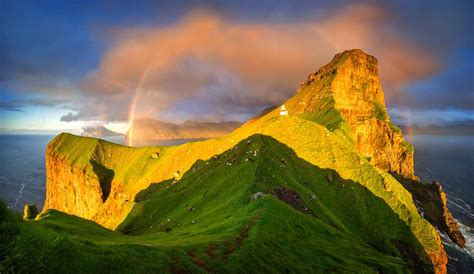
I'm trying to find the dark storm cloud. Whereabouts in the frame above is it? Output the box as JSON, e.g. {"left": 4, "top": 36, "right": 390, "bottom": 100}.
{"left": 0, "top": 97, "right": 68, "bottom": 112}
{"left": 59, "top": 111, "right": 84, "bottom": 122}
{"left": 390, "top": 48, "right": 474, "bottom": 111}
{"left": 383, "top": 0, "right": 473, "bottom": 52}
{"left": 60, "top": 112, "right": 80, "bottom": 122}
{"left": 0, "top": 0, "right": 104, "bottom": 98}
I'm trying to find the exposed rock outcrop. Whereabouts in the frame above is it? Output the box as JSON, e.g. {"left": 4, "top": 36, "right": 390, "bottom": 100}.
{"left": 283, "top": 49, "right": 414, "bottom": 178}
{"left": 23, "top": 204, "right": 38, "bottom": 220}
{"left": 43, "top": 139, "right": 119, "bottom": 222}
{"left": 272, "top": 187, "right": 315, "bottom": 216}
{"left": 44, "top": 153, "right": 103, "bottom": 220}
{"left": 396, "top": 175, "right": 466, "bottom": 248}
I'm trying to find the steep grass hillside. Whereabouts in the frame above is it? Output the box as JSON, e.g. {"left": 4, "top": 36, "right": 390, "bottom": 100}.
{"left": 2, "top": 135, "right": 433, "bottom": 273}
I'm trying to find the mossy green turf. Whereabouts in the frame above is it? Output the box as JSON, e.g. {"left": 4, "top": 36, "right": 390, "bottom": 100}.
{"left": 1, "top": 135, "right": 432, "bottom": 273}
{"left": 42, "top": 112, "right": 440, "bottom": 259}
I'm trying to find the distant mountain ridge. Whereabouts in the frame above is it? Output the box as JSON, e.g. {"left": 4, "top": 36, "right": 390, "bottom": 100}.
{"left": 81, "top": 126, "right": 123, "bottom": 137}
{"left": 126, "top": 119, "right": 242, "bottom": 140}
{"left": 399, "top": 123, "right": 474, "bottom": 135}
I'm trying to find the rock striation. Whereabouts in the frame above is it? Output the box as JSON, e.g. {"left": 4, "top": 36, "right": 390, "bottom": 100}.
{"left": 283, "top": 49, "right": 414, "bottom": 178}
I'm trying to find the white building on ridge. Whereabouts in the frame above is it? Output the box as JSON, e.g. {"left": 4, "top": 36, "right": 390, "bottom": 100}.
{"left": 280, "top": 104, "right": 288, "bottom": 116}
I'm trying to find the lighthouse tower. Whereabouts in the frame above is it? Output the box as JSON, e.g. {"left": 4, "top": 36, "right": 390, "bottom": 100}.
{"left": 279, "top": 104, "right": 288, "bottom": 116}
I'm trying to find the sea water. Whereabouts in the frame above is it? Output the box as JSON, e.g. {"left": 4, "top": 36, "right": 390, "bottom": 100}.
{"left": 0, "top": 134, "right": 472, "bottom": 272}
{"left": 0, "top": 135, "right": 196, "bottom": 211}
{"left": 406, "top": 135, "right": 474, "bottom": 272}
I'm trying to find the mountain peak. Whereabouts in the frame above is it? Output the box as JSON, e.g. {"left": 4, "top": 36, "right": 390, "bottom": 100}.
{"left": 299, "top": 49, "right": 380, "bottom": 96}
{"left": 281, "top": 49, "right": 414, "bottom": 178}
{"left": 332, "top": 48, "right": 378, "bottom": 63}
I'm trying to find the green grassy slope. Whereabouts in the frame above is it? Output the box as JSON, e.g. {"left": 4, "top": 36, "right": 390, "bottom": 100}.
{"left": 44, "top": 114, "right": 443, "bottom": 266}
{"left": 2, "top": 135, "right": 433, "bottom": 272}
{"left": 1, "top": 201, "right": 171, "bottom": 273}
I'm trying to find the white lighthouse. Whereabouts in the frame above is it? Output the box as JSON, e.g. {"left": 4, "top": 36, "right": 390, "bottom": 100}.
{"left": 280, "top": 104, "right": 288, "bottom": 116}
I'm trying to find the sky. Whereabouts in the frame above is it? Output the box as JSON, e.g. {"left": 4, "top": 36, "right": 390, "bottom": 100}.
{"left": 0, "top": 0, "right": 473, "bottom": 134}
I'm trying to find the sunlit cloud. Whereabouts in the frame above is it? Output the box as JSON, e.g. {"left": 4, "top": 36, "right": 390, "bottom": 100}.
{"left": 78, "top": 4, "right": 439, "bottom": 123}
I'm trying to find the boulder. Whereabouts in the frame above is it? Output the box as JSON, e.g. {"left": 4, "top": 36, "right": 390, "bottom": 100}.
{"left": 23, "top": 204, "right": 38, "bottom": 220}
{"left": 252, "top": 192, "right": 265, "bottom": 200}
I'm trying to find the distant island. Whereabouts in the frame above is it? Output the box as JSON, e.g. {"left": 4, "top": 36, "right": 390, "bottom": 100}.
{"left": 81, "top": 125, "right": 123, "bottom": 137}
{"left": 399, "top": 123, "right": 474, "bottom": 135}
{"left": 126, "top": 119, "right": 242, "bottom": 141}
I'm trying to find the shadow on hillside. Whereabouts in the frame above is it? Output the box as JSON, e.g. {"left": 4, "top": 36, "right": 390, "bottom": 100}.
{"left": 90, "top": 160, "right": 114, "bottom": 202}
{"left": 119, "top": 134, "right": 435, "bottom": 273}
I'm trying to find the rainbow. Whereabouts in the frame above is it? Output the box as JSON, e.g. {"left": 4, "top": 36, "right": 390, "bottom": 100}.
{"left": 127, "top": 63, "right": 154, "bottom": 146}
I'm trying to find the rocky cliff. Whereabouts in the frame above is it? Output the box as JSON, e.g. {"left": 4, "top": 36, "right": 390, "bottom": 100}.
{"left": 282, "top": 49, "right": 414, "bottom": 178}
{"left": 125, "top": 119, "right": 241, "bottom": 141}
{"left": 43, "top": 138, "right": 116, "bottom": 222}
{"left": 395, "top": 175, "right": 467, "bottom": 248}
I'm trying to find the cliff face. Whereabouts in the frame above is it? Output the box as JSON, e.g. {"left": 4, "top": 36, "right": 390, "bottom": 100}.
{"left": 126, "top": 119, "right": 241, "bottom": 141}
{"left": 43, "top": 141, "right": 115, "bottom": 221}
{"left": 396, "top": 176, "right": 467, "bottom": 248}
{"left": 283, "top": 49, "right": 414, "bottom": 178}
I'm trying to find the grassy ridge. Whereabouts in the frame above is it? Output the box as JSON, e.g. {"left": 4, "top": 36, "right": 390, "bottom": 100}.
{"left": 1, "top": 202, "right": 172, "bottom": 273}
{"left": 2, "top": 135, "right": 433, "bottom": 272}
{"left": 45, "top": 114, "right": 442, "bottom": 262}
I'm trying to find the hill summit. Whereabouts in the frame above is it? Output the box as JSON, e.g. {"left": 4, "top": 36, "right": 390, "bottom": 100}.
{"left": 281, "top": 49, "right": 414, "bottom": 178}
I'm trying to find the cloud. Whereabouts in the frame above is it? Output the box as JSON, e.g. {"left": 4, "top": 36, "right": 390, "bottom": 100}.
{"left": 0, "top": 97, "right": 68, "bottom": 112}
{"left": 79, "top": 4, "right": 440, "bottom": 122}
{"left": 0, "top": 1, "right": 100, "bottom": 96}
{"left": 60, "top": 112, "right": 80, "bottom": 122}
{"left": 1, "top": 2, "right": 472, "bottom": 128}
{"left": 401, "top": 49, "right": 474, "bottom": 110}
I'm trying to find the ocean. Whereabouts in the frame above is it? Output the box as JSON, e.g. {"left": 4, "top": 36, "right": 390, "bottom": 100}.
{"left": 0, "top": 134, "right": 472, "bottom": 272}
{"left": 405, "top": 135, "right": 474, "bottom": 273}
